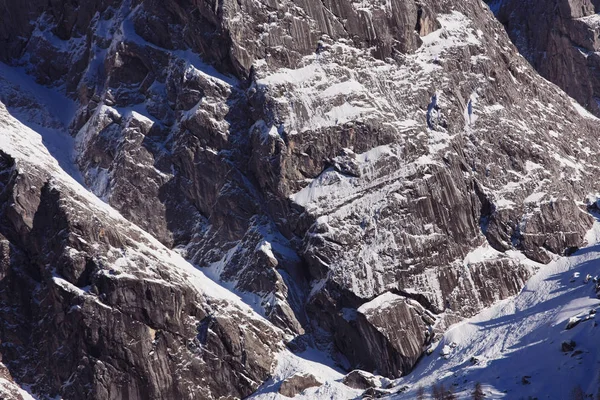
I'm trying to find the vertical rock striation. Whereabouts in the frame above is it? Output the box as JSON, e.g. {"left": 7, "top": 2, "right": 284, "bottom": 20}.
{"left": 0, "top": 0, "right": 600, "bottom": 397}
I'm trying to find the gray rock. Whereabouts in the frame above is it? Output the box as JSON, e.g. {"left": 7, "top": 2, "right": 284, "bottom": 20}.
{"left": 0, "top": 104, "right": 282, "bottom": 400}
{"left": 343, "top": 370, "right": 381, "bottom": 390}
{"left": 2, "top": 0, "right": 600, "bottom": 395}
{"left": 488, "top": 0, "right": 600, "bottom": 115}
{"left": 278, "top": 373, "right": 321, "bottom": 397}
{"left": 561, "top": 340, "right": 576, "bottom": 352}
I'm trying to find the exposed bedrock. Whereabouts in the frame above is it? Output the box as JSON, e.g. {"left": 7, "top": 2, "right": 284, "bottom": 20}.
{"left": 0, "top": 0, "right": 600, "bottom": 394}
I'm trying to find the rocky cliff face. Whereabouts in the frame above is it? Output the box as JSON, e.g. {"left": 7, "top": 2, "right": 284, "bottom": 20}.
{"left": 0, "top": 102, "right": 282, "bottom": 399}
{"left": 0, "top": 0, "right": 599, "bottom": 398}
{"left": 489, "top": 0, "right": 600, "bottom": 116}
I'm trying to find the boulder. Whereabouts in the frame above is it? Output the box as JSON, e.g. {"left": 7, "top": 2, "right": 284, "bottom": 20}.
{"left": 278, "top": 373, "right": 321, "bottom": 397}
{"left": 343, "top": 370, "right": 381, "bottom": 390}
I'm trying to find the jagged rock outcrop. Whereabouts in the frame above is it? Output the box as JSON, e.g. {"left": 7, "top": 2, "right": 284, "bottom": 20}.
{"left": 248, "top": 0, "right": 600, "bottom": 375}
{"left": 489, "top": 0, "right": 600, "bottom": 115}
{"left": 278, "top": 373, "right": 321, "bottom": 397}
{"left": 1, "top": 0, "right": 600, "bottom": 397}
{"left": 342, "top": 370, "right": 383, "bottom": 390}
{"left": 0, "top": 104, "right": 281, "bottom": 399}
{"left": 338, "top": 293, "right": 435, "bottom": 378}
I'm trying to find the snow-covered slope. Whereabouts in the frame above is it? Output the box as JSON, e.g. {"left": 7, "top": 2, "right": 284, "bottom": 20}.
{"left": 0, "top": 360, "right": 36, "bottom": 400}
{"left": 242, "top": 218, "right": 600, "bottom": 399}
{"left": 249, "top": 348, "right": 363, "bottom": 400}
{"left": 0, "top": 62, "right": 81, "bottom": 181}
{"left": 387, "top": 217, "right": 600, "bottom": 399}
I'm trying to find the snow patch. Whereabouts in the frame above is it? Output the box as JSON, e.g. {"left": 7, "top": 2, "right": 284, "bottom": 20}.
{"left": 571, "top": 100, "right": 599, "bottom": 120}
{"left": 358, "top": 292, "right": 402, "bottom": 313}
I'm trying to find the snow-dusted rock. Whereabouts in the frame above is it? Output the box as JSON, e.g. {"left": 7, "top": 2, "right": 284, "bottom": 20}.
{"left": 0, "top": 359, "right": 32, "bottom": 400}
{"left": 0, "top": 103, "right": 282, "bottom": 399}
{"left": 2, "top": 0, "right": 600, "bottom": 396}
{"left": 342, "top": 370, "right": 382, "bottom": 390}
{"left": 278, "top": 373, "right": 321, "bottom": 397}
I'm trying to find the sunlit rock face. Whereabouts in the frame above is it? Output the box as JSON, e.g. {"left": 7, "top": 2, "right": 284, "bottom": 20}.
{"left": 1, "top": 0, "right": 600, "bottom": 397}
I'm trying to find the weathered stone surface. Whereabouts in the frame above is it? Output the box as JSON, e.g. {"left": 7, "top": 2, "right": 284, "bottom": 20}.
{"left": 343, "top": 370, "right": 381, "bottom": 390}
{"left": 0, "top": 103, "right": 282, "bottom": 399}
{"left": 278, "top": 373, "right": 321, "bottom": 397}
{"left": 352, "top": 293, "right": 434, "bottom": 378}
{"left": 489, "top": 0, "right": 600, "bottom": 115}
{"left": 1, "top": 0, "right": 600, "bottom": 396}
